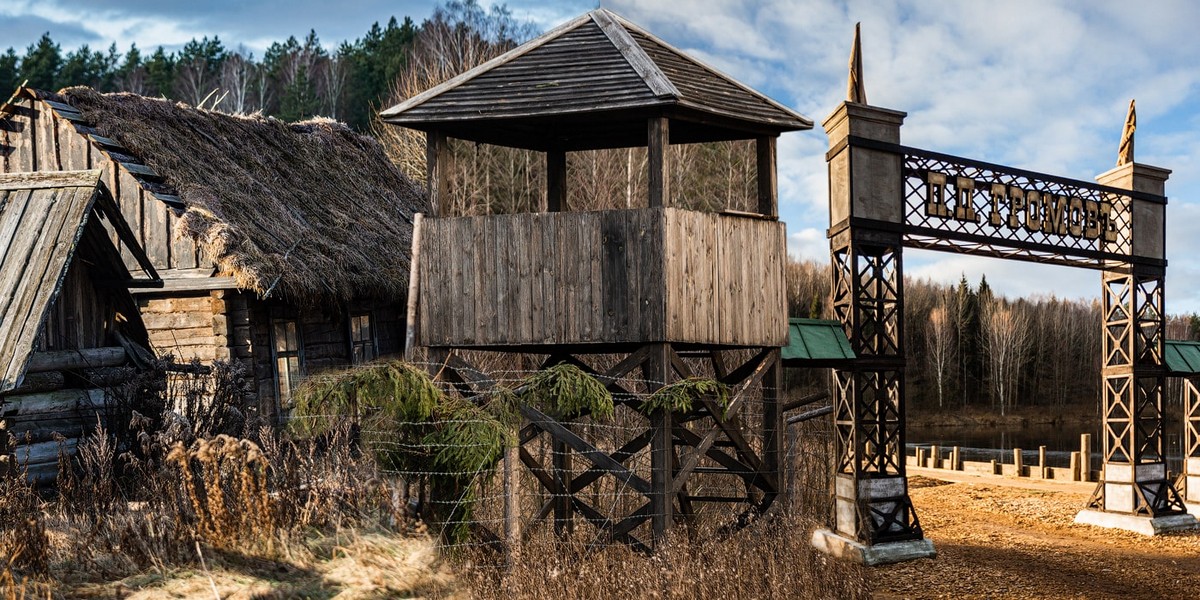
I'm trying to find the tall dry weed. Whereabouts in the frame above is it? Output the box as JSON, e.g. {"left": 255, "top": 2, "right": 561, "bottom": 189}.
{"left": 167, "top": 435, "right": 274, "bottom": 551}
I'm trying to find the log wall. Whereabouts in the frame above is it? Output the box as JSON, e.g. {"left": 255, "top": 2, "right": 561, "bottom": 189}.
{"left": 2, "top": 347, "right": 134, "bottom": 482}
{"left": 249, "top": 300, "right": 406, "bottom": 422}
{"left": 418, "top": 207, "right": 787, "bottom": 349}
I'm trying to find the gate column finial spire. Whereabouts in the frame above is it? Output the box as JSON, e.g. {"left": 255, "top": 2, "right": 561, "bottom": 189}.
{"left": 1118, "top": 99, "right": 1136, "bottom": 166}
{"left": 847, "top": 22, "right": 867, "bottom": 104}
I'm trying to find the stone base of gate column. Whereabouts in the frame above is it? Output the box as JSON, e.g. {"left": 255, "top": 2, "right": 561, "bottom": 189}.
{"left": 810, "top": 529, "right": 935, "bottom": 566}
{"left": 1187, "top": 458, "right": 1200, "bottom": 516}
{"left": 1076, "top": 461, "right": 1199, "bottom": 534}
{"left": 1074, "top": 510, "right": 1198, "bottom": 535}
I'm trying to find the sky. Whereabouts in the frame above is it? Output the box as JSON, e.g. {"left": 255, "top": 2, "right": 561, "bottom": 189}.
{"left": 4, "top": 0, "right": 1200, "bottom": 311}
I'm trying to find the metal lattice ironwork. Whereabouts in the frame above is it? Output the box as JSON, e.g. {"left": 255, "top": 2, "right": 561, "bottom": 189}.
{"left": 1091, "top": 268, "right": 1187, "bottom": 516}
{"left": 1189, "top": 380, "right": 1200, "bottom": 460}
{"left": 829, "top": 234, "right": 919, "bottom": 543}
{"left": 901, "top": 150, "right": 1139, "bottom": 269}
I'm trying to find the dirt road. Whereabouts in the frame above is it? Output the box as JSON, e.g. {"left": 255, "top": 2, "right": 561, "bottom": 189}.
{"left": 871, "top": 473, "right": 1200, "bottom": 599}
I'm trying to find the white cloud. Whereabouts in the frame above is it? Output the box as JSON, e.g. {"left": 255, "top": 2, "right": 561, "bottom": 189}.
{"left": 787, "top": 228, "right": 828, "bottom": 262}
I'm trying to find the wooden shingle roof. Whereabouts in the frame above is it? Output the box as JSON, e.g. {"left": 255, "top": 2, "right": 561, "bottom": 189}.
{"left": 0, "top": 171, "right": 148, "bottom": 392}
{"left": 381, "top": 9, "right": 812, "bottom": 150}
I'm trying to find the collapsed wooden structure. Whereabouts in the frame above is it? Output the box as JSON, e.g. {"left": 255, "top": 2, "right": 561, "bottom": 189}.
{"left": 383, "top": 8, "right": 812, "bottom": 546}
{"left": 0, "top": 88, "right": 427, "bottom": 420}
{"left": 0, "top": 170, "right": 157, "bottom": 481}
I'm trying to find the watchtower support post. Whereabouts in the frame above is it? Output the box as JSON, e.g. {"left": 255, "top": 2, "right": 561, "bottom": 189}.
{"left": 546, "top": 149, "right": 567, "bottom": 212}
{"left": 756, "top": 136, "right": 778, "bottom": 217}
{"left": 647, "top": 117, "right": 670, "bottom": 208}
{"left": 426, "top": 130, "right": 450, "bottom": 217}
{"left": 644, "top": 343, "right": 675, "bottom": 543}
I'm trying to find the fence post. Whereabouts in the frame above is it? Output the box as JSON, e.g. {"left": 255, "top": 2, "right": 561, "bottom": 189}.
{"left": 503, "top": 444, "right": 520, "bottom": 563}
{"left": 931, "top": 445, "right": 941, "bottom": 469}
{"left": 1038, "top": 446, "right": 1047, "bottom": 479}
{"left": 1070, "top": 451, "right": 1081, "bottom": 482}
{"left": 1014, "top": 448, "right": 1024, "bottom": 477}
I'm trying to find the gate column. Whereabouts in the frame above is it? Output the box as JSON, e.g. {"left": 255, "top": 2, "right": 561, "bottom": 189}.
{"left": 1184, "top": 379, "right": 1200, "bottom": 515}
{"left": 1076, "top": 163, "right": 1198, "bottom": 534}
{"left": 811, "top": 100, "right": 935, "bottom": 565}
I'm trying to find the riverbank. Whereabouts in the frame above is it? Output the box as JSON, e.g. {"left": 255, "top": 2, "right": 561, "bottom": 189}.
{"left": 871, "top": 474, "right": 1200, "bottom": 599}
{"left": 907, "top": 404, "right": 1099, "bottom": 429}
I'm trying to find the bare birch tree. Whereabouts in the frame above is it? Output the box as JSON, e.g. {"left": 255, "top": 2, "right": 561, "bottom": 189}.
{"left": 926, "top": 301, "right": 955, "bottom": 408}
{"left": 981, "top": 300, "right": 1029, "bottom": 416}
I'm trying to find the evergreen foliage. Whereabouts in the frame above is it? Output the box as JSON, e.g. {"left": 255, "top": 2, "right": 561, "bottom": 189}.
{"left": 0, "top": 1, "right": 527, "bottom": 131}
{"left": 641, "top": 378, "right": 730, "bottom": 415}
{"left": 519, "top": 364, "right": 614, "bottom": 420}
{"left": 290, "top": 359, "right": 512, "bottom": 542}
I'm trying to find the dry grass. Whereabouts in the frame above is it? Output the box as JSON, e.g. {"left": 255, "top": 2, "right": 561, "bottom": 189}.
{"left": 0, "top": 357, "right": 860, "bottom": 599}
{"left": 460, "top": 516, "right": 868, "bottom": 600}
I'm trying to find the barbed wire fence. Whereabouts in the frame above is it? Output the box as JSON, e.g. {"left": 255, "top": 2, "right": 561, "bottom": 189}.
{"left": 278, "top": 359, "right": 837, "bottom": 555}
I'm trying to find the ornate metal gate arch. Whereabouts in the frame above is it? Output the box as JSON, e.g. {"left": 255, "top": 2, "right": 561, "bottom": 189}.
{"left": 815, "top": 32, "right": 1197, "bottom": 564}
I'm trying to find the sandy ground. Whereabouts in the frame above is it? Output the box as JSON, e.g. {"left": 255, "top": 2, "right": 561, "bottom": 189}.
{"left": 871, "top": 469, "right": 1200, "bottom": 599}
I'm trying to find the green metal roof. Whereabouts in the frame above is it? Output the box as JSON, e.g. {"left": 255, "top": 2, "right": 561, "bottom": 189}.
{"left": 1164, "top": 340, "right": 1200, "bottom": 375}
{"left": 781, "top": 318, "right": 856, "bottom": 366}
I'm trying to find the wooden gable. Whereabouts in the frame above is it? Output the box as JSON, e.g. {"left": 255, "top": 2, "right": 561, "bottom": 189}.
{"left": 0, "top": 170, "right": 154, "bottom": 392}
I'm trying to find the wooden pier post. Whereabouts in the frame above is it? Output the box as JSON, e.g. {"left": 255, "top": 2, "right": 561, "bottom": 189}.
{"left": 1079, "top": 433, "right": 1092, "bottom": 482}
{"left": 1014, "top": 448, "right": 1024, "bottom": 477}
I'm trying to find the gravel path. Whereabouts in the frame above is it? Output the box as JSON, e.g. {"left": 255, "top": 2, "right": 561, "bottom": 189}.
{"left": 871, "top": 475, "right": 1200, "bottom": 599}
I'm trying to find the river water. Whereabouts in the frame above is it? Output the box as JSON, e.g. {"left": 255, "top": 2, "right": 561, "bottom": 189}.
{"left": 907, "top": 422, "right": 1185, "bottom": 473}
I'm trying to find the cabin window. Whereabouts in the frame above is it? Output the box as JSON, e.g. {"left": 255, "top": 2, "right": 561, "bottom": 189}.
{"left": 350, "top": 313, "right": 376, "bottom": 363}
{"left": 272, "top": 319, "right": 304, "bottom": 406}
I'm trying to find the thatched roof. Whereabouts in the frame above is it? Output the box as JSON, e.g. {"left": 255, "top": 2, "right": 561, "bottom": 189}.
{"left": 46, "top": 87, "right": 428, "bottom": 304}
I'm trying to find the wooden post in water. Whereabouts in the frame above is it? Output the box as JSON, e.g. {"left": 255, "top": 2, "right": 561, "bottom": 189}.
{"left": 1014, "top": 448, "right": 1024, "bottom": 477}
{"left": 1080, "top": 433, "right": 1092, "bottom": 482}
{"left": 1070, "top": 451, "right": 1081, "bottom": 482}
{"left": 1038, "top": 446, "right": 1047, "bottom": 479}
{"left": 931, "top": 445, "right": 941, "bottom": 469}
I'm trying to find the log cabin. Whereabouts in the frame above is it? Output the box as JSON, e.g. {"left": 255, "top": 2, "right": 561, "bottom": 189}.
{"left": 0, "top": 88, "right": 428, "bottom": 422}
{"left": 0, "top": 170, "right": 158, "bottom": 481}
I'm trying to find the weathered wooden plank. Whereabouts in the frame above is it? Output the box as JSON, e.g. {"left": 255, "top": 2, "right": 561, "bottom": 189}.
{"left": 24, "top": 347, "right": 127, "bottom": 373}
{"left": 528, "top": 213, "right": 544, "bottom": 343}
{"left": 0, "top": 187, "right": 79, "bottom": 383}
{"left": 169, "top": 208, "right": 198, "bottom": 269}
{"left": 540, "top": 213, "right": 558, "bottom": 343}
{"left": 142, "top": 188, "right": 170, "bottom": 267}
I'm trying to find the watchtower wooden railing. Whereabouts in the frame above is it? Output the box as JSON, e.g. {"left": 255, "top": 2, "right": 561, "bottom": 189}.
{"left": 418, "top": 207, "right": 786, "bottom": 350}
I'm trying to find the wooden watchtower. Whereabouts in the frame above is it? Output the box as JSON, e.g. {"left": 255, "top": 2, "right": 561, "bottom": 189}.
{"left": 383, "top": 9, "right": 811, "bottom": 547}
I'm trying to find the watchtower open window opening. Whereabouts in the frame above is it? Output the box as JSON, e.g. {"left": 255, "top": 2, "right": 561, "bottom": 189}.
{"left": 421, "top": 133, "right": 775, "bottom": 218}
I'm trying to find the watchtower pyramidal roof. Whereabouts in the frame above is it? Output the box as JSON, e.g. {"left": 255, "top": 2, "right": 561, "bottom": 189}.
{"left": 380, "top": 8, "right": 812, "bottom": 151}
